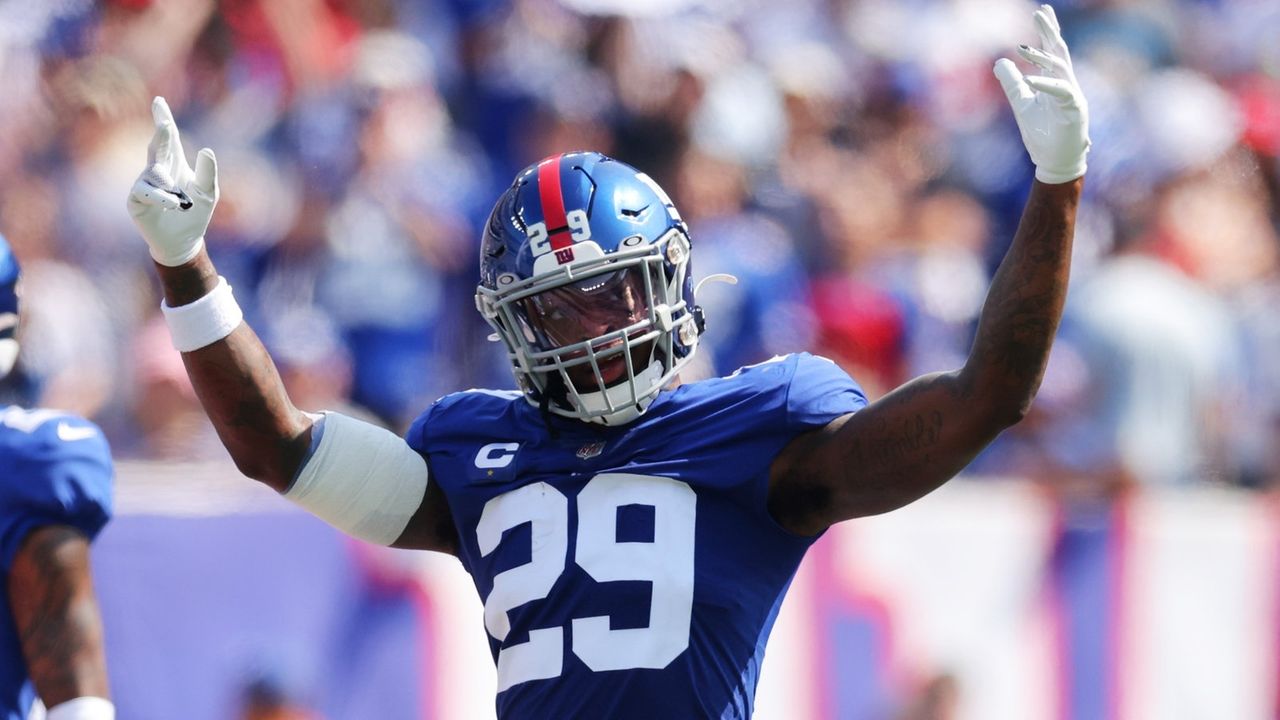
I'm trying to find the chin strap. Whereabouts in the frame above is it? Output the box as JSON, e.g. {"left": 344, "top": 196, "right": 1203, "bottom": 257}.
{"left": 538, "top": 372, "right": 566, "bottom": 440}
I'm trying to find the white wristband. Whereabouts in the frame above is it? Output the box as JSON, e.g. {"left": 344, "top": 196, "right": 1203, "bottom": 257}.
{"left": 46, "top": 697, "right": 115, "bottom": 720}
{"left": 160, "top": 276, "right": 244, "bottom": 352}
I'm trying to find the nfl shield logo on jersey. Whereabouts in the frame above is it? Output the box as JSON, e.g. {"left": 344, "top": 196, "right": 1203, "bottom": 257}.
{"left": 576, "top": 441, "right": 605, "bottom": 460}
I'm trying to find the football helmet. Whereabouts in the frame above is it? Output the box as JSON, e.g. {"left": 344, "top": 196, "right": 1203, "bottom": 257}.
{"left": 0, "top": 233, "right": 19, "bottom": 378}
{"left": 476, "top": 152, "right": 702, "bottom": 426}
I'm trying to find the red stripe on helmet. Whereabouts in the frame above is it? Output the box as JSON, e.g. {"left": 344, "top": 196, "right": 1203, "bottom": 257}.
{"left": 536, "top": 155, "right": 574, "bottom": 251}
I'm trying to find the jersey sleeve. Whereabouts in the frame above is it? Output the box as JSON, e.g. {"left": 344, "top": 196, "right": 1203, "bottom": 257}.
{"left": 405, "top": 405, "right": 434, "bottom": 456}
{"left": 0, "top": 416, "right": 114, "bottom": 571}
{"left": 404, "top": 389, "right": 525, "bottom": 457}
{"left": 784, "top": 353, "right": 868, "bottom": 431}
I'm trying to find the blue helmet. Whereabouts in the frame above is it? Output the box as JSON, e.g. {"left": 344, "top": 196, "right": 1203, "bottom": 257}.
{"left": 476, "top": 152, "right": 703, "bottom": 425}
{"left": 0, "top": 234, "right": 19, "bottom": 378}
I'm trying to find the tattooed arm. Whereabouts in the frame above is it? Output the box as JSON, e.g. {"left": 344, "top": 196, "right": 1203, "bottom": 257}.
{"left": 769, "top": 179, "right": 1082, "bottom": 535}
{"left": 7, "top": 525, "right": 109, "bottom": 706}
{"left": 768, "top": 6, "right": 1089, "bottom": 535}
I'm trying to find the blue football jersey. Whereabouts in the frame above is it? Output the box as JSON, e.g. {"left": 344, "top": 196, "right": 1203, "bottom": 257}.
{"left": 407, "top": 353, "right": 866, "bottom": 719}
{"left": 0, "top": 407, "right": 113, "bottom": 720}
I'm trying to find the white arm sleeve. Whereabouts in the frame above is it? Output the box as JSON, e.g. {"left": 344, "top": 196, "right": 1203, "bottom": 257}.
{"left": 284, "top": 411, "right": 429, "bottom": 546}
{"left": 45, "top": 697, "right": 115, "bottom": 720}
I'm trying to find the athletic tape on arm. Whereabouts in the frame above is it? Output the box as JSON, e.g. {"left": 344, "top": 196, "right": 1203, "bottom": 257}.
{"left": 285, "top": 411, "right": 428, "bottom": 545}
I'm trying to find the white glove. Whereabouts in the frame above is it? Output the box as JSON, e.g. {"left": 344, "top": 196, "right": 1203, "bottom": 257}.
{"left": 994, "top": 4, "right": 1090, "bottom": 184}
{"left": 126, "top": 97, "right": 219, "bottom": 266}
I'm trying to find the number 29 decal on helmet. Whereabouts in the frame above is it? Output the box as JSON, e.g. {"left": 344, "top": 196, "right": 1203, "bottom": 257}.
{"left": 476, "top": 152, "right": 704, "bottom": 426}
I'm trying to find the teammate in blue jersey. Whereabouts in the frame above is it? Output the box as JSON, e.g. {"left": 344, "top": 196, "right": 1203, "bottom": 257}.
{"left": 128, "top": 6, "right": 1087, "bottom": 717}
{"left": 0, "top": 235, "right": 116, "bottom": 720}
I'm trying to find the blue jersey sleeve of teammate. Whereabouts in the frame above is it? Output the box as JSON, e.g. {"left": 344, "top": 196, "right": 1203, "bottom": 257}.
{"left": 0, "top": 409, "right": 114, "bottom": 572}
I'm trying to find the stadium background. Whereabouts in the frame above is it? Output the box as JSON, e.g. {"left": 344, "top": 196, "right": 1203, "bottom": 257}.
{"left": 1, "top": 0, "right": 1278, "bottom": 717}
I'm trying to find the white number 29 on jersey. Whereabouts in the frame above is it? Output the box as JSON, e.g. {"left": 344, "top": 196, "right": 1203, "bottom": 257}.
{"left": 476, "top": 473, "right": 696, "bottom": 691}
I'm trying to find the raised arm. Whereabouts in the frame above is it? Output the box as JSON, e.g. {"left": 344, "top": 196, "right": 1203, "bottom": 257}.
{"left": 126, "top": 97, "right": 315, "bottom": 491}
{"left": 127, "top": 98, "right": 456, "bottom": 553}
{"left": 155, "top": 251, "right": 311, "bottom": 491}
{"left": 8, "top": 525, "right": 111, "bottom": 714}
{"left": 769, "top": 5, "right": 1089, "bottom": 535}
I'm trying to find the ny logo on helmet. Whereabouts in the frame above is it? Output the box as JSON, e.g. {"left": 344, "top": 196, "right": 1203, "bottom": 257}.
{"left": 528, "top": 208, "right": 592, "bottom": 266}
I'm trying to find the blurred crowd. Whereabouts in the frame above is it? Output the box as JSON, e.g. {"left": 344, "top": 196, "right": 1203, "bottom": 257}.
{"left": 0, "top": 0, "right": 1277, "bottom": 489}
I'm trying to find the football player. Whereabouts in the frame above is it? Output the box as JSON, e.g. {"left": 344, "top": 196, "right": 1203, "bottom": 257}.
{"left": 0, "top": 235, "right": 116, "bottom": 720}
{"left": 126, "top": 6, "right": 1087, "bottom": 717}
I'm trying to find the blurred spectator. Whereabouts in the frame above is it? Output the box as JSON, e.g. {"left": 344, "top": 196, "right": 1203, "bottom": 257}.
{"left": 0, "top": 0, "right": 1270, "bottom": 491}
{"left": 1065, "top": 176, "right": 1248, "bottom": 487}
{"left": 896, "top": 672, "right": 960, "bottom": 720}
{"left": 674, "top": 146, "right": 818, "bottom": 378}
{"left": 127, "top": 315, "right": 224, "bottom": 460}
{"left": 314, "top": 33, "right": 492, "bottom": 426}
{"left": 261, "top": 305, "right": 381, "bottom": 426}
{"left": 238, "top": 671, "right": 320, "bottom": 720}
{"left": 0, "top": 171, "right": 117, "bottom": 416}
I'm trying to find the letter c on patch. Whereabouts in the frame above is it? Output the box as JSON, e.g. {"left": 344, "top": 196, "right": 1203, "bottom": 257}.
{"left": 475, "top": 442, "right": 520, "bottom": 469}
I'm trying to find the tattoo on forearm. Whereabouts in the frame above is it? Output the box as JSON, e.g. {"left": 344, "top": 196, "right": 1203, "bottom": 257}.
{"left": 770, "top": 183, "right": 1080, "bottom": 532}
{"left": 841, "top": 378, "right": 953, "bottom": 483}
{"left": 10, "top": 526, "right": 106, "bottom": 702}
{"left": 863, "top": 411, "right": 944, "bottom": 465}
{"left": 972, "top": 181, "right": 1078, "bottom": 402}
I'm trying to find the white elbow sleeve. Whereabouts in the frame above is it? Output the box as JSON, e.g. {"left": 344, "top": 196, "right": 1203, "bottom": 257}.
{"left": 45, "top": 697, "right": 115, "bottom": 720}
{"left": 285, "top": 411, "right": 429, "bottom": 545}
